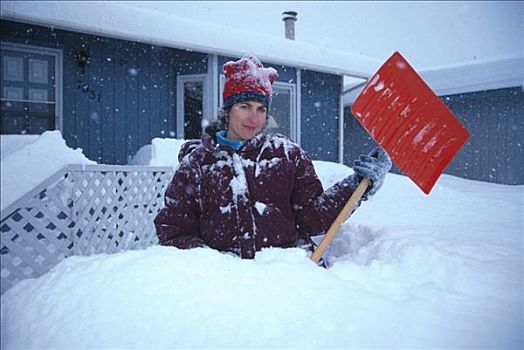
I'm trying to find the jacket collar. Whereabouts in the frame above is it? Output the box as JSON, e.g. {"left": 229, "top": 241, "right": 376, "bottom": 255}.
{"left": 201, "top": 130, "right": 266, "bottom": 154}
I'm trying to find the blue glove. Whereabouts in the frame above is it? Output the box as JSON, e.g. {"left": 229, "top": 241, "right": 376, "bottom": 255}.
{"left": 349, "top": 147, "right": 392, "bottom": 200}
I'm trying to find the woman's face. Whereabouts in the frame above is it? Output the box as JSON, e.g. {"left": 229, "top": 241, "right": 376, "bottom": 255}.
{"left": 226, "top": 101, "right": 267, "bottom": 141}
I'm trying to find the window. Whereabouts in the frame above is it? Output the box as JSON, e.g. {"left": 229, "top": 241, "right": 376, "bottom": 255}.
{"left": 0, "top": 42, "right": 62, "bottom": 134}
{"left": 219, "top": 75, "right": 297, "bottom": 141}
{"left": 176, "top": 74, "right": 208, "bottom": 139}
{"left": 268, "top": 82, "right": 297, "bottom": 140}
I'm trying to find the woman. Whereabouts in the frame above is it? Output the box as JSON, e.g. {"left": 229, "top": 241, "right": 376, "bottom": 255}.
{"left": 154, "top": 55, "right": 391, "bottom": 260}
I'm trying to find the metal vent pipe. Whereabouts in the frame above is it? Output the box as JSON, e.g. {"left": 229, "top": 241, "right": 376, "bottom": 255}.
{"left": 282, "top": 11, "right": 298, "bottom": 40}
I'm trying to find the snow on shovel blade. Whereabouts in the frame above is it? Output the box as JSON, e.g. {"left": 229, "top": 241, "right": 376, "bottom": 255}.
{"left": 351, "top": 52, "right": 470, "bottom": 194}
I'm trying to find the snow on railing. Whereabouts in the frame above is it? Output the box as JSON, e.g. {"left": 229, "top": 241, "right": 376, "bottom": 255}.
{"left": 0, "top": 164, "right": 173, "bottom": 294}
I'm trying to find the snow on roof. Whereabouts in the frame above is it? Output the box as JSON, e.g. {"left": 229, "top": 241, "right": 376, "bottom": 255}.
{"left": 2, "top": 1, "right": 521, "bottom": 99}
{"left": 343, "top": 53, "right": 524, "bottom": 104}
{"left": 420, "top": 55, "right": 523, "bottom": 96}
{"left": 0, "top": 1, "right": 381, "bottom": 79}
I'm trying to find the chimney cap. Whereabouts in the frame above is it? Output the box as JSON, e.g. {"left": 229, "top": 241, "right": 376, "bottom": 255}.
{"left": 282, "top": 11, "right": 298, "bottom": 21}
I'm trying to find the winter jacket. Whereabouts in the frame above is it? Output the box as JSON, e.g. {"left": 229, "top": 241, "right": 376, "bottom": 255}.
{"left": 154, "top": 131, "right": 357, "bottom": 259}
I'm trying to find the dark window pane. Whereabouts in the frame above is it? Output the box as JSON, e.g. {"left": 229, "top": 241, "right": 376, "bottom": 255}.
{"left": 268, "top": 87, "right": 291, "bottom": 137}
{"left": 1, "top": 101, "right": 55, "bottom": 134}
{"left": 0, "top": 47, "right": 56, "bottom": 135}
{"left": 1, "top": 115, "right": 26, "bottom": 134}
{"left": 184, "top": 81, "right": 203, "bottom": 139}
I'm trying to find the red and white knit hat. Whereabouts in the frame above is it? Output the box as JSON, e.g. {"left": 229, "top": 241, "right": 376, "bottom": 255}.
{"left": 222, "top": 55, "right": 278, "bottom": 109}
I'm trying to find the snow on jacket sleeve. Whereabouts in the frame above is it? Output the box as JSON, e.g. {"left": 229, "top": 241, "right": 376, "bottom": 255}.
{"left": 154, "top": 154, "right": 204, "bottom": 249}
{"left": 291, "top": 147, "right": 356, "bottom": 238}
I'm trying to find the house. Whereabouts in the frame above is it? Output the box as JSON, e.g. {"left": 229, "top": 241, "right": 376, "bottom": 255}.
{"left": 1, "top": 1, "right": 522, "bottom": 185}
{"left": 1, "top": 1, "right": 381, "bottom": 165}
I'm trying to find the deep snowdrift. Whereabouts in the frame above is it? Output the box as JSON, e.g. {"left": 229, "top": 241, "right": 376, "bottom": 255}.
{"left": 1, "top": 136, "right": 523, "bottom": 349}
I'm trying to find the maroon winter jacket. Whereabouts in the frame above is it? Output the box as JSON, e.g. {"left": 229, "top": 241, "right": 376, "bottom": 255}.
{"left": 154, "top": 131, "right": 356, "bottom": 259}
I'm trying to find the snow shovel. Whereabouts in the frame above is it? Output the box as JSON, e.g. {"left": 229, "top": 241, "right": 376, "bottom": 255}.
{"left": 311, "top": 51, "right": 470, "bottom": 263}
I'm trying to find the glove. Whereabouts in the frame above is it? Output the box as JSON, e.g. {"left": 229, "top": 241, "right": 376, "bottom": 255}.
{"left": 349, "top": 147, "right": 392, "bottom": 200}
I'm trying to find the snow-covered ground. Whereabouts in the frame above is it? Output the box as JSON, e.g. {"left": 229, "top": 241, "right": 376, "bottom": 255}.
{"left": 1, "top": 134, "right": 523, "bottom": 349}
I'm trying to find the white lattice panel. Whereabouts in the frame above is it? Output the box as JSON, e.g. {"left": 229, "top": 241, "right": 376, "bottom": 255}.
{"left": 69, "top": 168, "right": 169, "bottom": 255}
{"left": 1, "top": 165, "right": 172, "bottom": 294}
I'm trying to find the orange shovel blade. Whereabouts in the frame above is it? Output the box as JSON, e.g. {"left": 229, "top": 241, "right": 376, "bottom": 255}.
{"left": 351, "top": 52, "right": 470, "bottom": 194}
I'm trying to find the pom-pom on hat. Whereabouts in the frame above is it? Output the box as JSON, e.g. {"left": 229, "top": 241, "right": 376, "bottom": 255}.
{"left": 222, "top": 55, "right": 278, "bottom": 109}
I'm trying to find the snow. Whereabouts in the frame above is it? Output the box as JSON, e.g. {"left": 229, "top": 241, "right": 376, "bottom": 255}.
{"left": 224, "top": 55, "right": 278, "bottom": 93}
{"left": 2, "top": 1, "right": 522, "bottom": 96}
{"left": 231, "top": 153, "right": 249, "bottom": 199}
{"left": 373, "top": 81, "right": 384, "bottom": 92}
{"left": 413, "top": 123, "right": 434, "bottom": 145}
{"left": 0, "top": 134, "right": 39, "bottom": 158}
{"left": 120, "top": 1, "right": 523, "bottom": 70}
{"left": 255, "top": 201, "right": 267, "bottom": 215}
{"left": 0, "top": 1, "right": 380, "bottom": 79}
{"left": 1, "top": 136, "right": 523, "bottom": 349}
{"left": 0, "top": 131, "right": 94, "bottom": 211}
{"left": 132, "top": 137, "right": 187, "bottom": 168}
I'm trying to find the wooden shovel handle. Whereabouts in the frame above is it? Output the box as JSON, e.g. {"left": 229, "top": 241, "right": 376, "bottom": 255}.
{"left": 310, "top": 178, "right": 370, "bottom": 263}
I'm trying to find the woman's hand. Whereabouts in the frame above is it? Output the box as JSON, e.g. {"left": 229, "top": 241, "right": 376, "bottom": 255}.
{"left": 351, "top": 147, "right": 392, "bottom": 200}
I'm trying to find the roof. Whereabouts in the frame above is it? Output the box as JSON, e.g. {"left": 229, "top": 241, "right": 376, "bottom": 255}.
{"left": 0, "top": 1, "right": 381, "bottom": 79}
{"left": 2, "top": 1, "right": 522, "bottom": 101}
{"left": 344, "top": 54, "right": 523, "bottom": 104}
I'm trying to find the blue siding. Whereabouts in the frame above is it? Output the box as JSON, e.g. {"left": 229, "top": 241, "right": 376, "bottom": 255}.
{"left": 300, "top": 70, "right": 342, "bottom": 162}
{"left": 63, "top": 43, "right": 81, "bottom": 150}
{"left": 342, "top": 107, "right": 378, "bottom": 165}
{"left": 1, "top": 20, "right": 207, "bottom": 164}
{"left": 442, "top": 87, "right": 524, "bottom": 185}
{"left": 101, "top": 38, "right": 115, "bottom": 164}
{"left": 173, "top": 50, "right": 207, "bottom": 75}
{"left": 113, "top": 41, "right": 128, "bottom": 164}
{"left": 125, "top": 42, "right": 139, "bottom": 163}
{"left": 2, "top": 20, "right": 344, "bottom": 167}
{"left": 149, "top": 47, "right": 164, "bottom": 140}
{"left": 137, "top": 43, "right": 150, "bottom": 151}
{"left": 343, "top": 87, "right": 524, "bottom": 185}
{"left": 87, "top": 36, "right": 103, "bottom": 162}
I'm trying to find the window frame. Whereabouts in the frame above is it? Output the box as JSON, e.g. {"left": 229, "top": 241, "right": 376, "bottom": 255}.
{"left": 271, "top": 81, "right": 297, "bottom": 141}
{"left": 176, "top": 73, "right": 208, "bottom": 139}
{"left": 0, "top": 41, "right": 63, "bottom": 133}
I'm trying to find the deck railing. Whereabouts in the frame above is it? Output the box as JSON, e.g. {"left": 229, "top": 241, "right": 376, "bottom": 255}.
{"left": 0, "top": 164, "right": 173, "bottom": 294}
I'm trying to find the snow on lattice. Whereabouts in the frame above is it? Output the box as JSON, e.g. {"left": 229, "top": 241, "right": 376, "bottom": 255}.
{"left": 1, "top": 131, "right": 95, "bottom": 211}
{"left": 1, "top": 165, "right": 173, "bottom": 294}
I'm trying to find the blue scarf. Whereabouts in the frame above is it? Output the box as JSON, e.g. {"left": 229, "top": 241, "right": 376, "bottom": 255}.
{"left": 216, "top": 131, "right": 246, "bottom": 150}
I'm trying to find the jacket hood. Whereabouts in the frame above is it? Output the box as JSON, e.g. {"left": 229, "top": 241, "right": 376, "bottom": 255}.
{"left": 177, "top": 139, "right": 202, "bottom": 162}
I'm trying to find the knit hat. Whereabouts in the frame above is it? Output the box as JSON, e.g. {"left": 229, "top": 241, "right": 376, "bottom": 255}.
{"left": 222, "top": 55, "right": 278, "bottom": 109}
